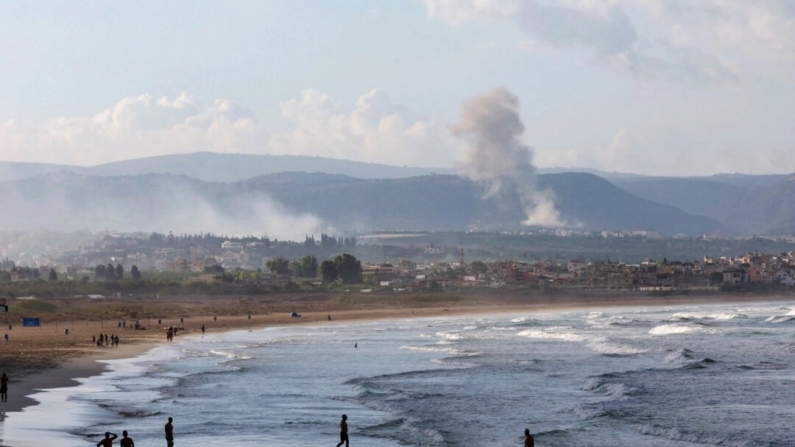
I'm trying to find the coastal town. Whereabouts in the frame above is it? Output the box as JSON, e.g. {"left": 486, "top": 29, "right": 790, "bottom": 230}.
{"left": 1, "top": 230, "right": 794, "bottom": 295}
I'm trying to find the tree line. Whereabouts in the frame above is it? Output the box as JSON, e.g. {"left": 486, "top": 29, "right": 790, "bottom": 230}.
{"left": 265, "top": 253, "right": 363, "bottom": 284}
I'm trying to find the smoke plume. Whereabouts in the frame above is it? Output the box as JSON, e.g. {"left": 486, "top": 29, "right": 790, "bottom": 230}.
{"left": 453, "top": 87, "right": 565, "bottom": 227}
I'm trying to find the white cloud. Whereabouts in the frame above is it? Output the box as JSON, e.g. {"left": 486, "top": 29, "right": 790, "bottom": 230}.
{"left": 0, "top": 89, "right": 457, "bottom": 168}
{"left": 0, "top": 93, "right": 264, "bottom": 165}
{"left": 268, "top": 88, "right": 456, "bottom": 167}
{"left": 424, "top": 0, "right": 795, "bottom": 81}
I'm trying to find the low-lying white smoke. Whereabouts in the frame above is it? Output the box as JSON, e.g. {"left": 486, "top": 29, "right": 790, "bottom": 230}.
{"left": 453, "top": 87, "right": 566, "bottom": 227}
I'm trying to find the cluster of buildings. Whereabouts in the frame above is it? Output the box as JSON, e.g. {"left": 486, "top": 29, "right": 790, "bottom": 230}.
{"left": 362, "top": 251, "right": 795, "bottom": 292}
{"left": 2, "top": 229, "right": 795, "bottom": 293}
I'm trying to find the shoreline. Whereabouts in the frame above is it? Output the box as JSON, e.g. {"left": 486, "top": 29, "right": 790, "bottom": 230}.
{"left": 2, "top": 292, "right": 794, "bottom": 422}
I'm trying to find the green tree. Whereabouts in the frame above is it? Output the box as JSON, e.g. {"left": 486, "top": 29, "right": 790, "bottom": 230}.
{"left": 106, "top": 263, "right": 116, "bottom": 280}
{"left": 469, "top": 260, "right": 489, "bottom": 275}
{"left": 320, "top": 260, "right": 338, "bottom": 283}
{"left": 335, "top": 253, "right": 363, "bottom": 284}
{"left": 115, "top": 264, "right": 124, "bottom": 280}
{"left": 265, "top": 257, "right": 290, "bottom": 275}
{"left": 48, "top": 268, "right": 58, "bottom": 282}
{"left": 130, "top": 265, "right": 142, "bottom": 280}
{"left": 291, "top": 255, "right": 319, "bottom": 278}
{"left": 203, "top": 264, "right": 225, "bottom": 274}
{"left": 95, "top": 265, "right": 106, "bottom": 280}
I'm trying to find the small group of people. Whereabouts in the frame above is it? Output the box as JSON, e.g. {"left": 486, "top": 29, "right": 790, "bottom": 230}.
{"left": 97, "top": 416, "right": 173, "bottom": 447}
{"left": 95, "top": 430, "right": 134, "bottom": 447}
{"left": 94, "top": 333, "right": 119, "bottom": 347}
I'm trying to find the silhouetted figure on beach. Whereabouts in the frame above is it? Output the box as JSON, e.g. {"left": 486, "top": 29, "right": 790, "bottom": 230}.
{"left": 1, "top": 372, "right": 8, "bottom": 402}
{"left": 354, "top": 343, "right": 357, "bottom": 348}
{"left": 201, "top": 324, "right": 205, "bottom": 335}
{"left": 165, "top": 417, "right": 174, "bottom": 447}
{"left": 96, "top": 431, "right": 118, "bottom": 447}
{"left": 335, "top": 414, "right": 349, "bottom": 447}
{"left": 120, "top": 430, "right": 134, "bottom": 447}
{"left": 524, "top": 428, "right": 534, "bottom": 447}
{"left": 328, "top": 314, "right": 331, "bottom": 321}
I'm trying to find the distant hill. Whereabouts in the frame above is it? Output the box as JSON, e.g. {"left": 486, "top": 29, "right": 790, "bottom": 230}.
{"left": 614, "top": 173, "right": 795, "bottom": 235}
{"left": 611, "top": 177, "right": 747, "bottom": 219}
{"left": 0, "top": 171, "right": 725, "bottom": 236}
{"left": 0, "top": 161, "right": 74, "bottom": 182}
{"left": 0, "top": 152, "right": 455, "bottom": 183}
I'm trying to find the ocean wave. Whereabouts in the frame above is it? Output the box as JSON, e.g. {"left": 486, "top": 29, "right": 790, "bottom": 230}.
{"left": 664, "top": 348, "right": 694, "bottom": 363}
{"left": 430, "top": 357, "right": 480, "bottom": 368}
{"left": 638, "top": 423, "right": 759, "bottom": 447}
{"left": 571, "top": 404, "right": 625, "bottom": 420}
{"left": 649, "top": 323, "right": 715, "bottom": 336}
{"left": 402, "top": 345, "right": 481, "bottom": 357}
{"left": 517, "top": 329, "right": 589, "bottom": 343}
{"left": 764, "top": 315, "right": 795, "bottom": 323}
{"left": 435, "top": 331, "right": 465, "bottom": 341}
{"left": 673, "top": 312, "right": 747, "bottom": 320}
{"left": 518, "top": 329, "right": 645, "bottom": 355}
{"left": 590, "top": 342, "right": 648, "bottom": 356}
{"left": 487, "top": 326, "right": 518, "bottom": 331}
{"left": 581, "top": 376, "right": 637, "bottom": 399}
{"left": 343, "top": 368, "right": 449, "bottom": 385}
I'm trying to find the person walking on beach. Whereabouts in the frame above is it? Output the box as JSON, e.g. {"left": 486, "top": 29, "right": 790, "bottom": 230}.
{"left": 335, "top": 414, "right": 349, "bottom": 447}
{"left": 523, "top": 428, "right": 534, "bottom": 447}
{"left": 1, "top": 372, "right": 8, "bottom": 402}
{"left": 201, "top": 324, "right": 205, "bottom": 335}
{"left": 165, "top": 417, "right": 174, "bottom": 447}
{"left": 96, "top": 431, "right": 118, "bottom": 447}
{"left": 120, "top": 430, "right": 134, "bottom": 447}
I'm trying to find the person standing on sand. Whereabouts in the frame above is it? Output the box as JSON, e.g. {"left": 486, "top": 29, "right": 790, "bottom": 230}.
{"left": 201, "top": 324, "right": 205, "bottom": 335}
{"left": 1, "top": 372, "right": 8, "bottom": 402}
{"left": 523, "top": 428, "right": 534, "bottom": 447}
{"left": 96, "top": 431, "right": 118, "bottom": 447}
{"left": 120, "top": 430, "right": 134, "bottom": 447}
{"left": 335, "top": 414, "right": 349, "bottom": 447}
{"left": 165, "top": 417, "right": 174, "bottom": 447}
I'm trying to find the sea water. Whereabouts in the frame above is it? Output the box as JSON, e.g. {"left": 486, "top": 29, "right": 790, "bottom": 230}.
{"left": 3, "top": 301, "right": 795, "bottom": 446}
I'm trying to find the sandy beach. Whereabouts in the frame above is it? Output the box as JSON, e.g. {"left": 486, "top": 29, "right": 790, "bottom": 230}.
{"left": 2, "top": 289, "right": 793, "bottom": 419}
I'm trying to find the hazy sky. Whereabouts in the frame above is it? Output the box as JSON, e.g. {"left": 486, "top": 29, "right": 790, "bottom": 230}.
{"left": 0, "top": 0, "right": 793, "bottom": 176}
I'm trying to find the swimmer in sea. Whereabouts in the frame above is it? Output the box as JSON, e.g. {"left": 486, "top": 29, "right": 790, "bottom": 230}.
{"left": 165, "top": 417, "right": 174, "bottom": 447}
{"left": 524, "top": 428, "right": 534, "bottom": 447}
{"left": 120, "top": 430, "right": 134, "bottom": 447}
{"left": 335, "top": 414, "right": 349, "bottom": 447}
{"left": 96, "top": 432, "right": 118, "bottom": 447}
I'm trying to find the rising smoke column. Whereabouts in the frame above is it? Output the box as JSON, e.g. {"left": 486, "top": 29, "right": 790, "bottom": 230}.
{"left": 453, "top": 87, "right": 566, "bottom": 227}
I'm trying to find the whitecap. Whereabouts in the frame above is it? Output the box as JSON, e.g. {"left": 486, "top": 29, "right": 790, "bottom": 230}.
{"left": 649, "top": 324, "right": 713, "bottom": 336}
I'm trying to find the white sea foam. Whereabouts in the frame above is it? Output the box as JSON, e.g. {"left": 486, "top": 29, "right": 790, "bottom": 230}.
{"left": 435, "top": 331, "right": 464, "bottom": 340}
{"left": 518, "top": 329, "right": 646, "bottom": 355}
{"left": 649, "top": 324, "right": 712, "bottom": 336}
{"left": 517, "top": 329, "right": 589, "bottom": 343}
{"left": 673, "top": 312, "right": 745, "bottom": 320}
{"left": 765, "top": 315, "right": 795, "bottom": 323}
